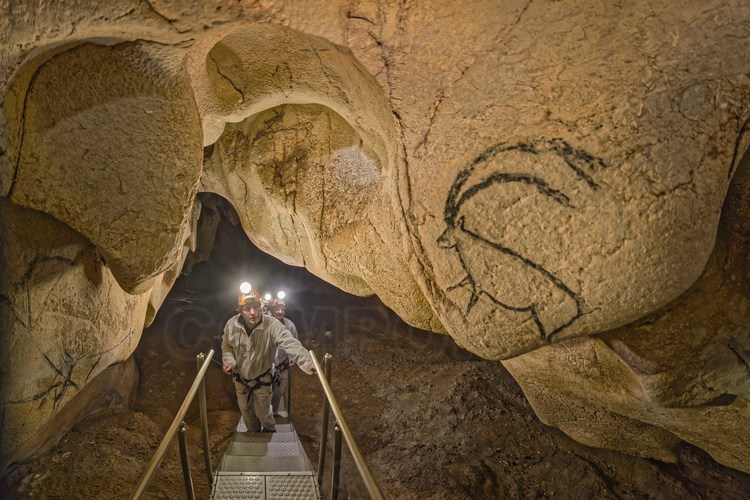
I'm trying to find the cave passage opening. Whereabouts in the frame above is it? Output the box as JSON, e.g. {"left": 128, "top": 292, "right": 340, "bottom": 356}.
{"left": 143, "top": 192, "right": 433, "bottom": 377}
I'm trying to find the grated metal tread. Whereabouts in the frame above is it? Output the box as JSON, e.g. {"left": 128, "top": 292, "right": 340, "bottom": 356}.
{"left": 212, "top": 474, "right": 265, "bottom": 499}
{"left": 266, "top": 474, "right": 318, "bottom": 499}
{"left": 228, "top": 440, "right": 302, "bottom": 457}
{"left": 219, "top": 454, "right": 310, "bottom": 473}
{"left": 212, "top": 473, "right": 319, "bottom": 500}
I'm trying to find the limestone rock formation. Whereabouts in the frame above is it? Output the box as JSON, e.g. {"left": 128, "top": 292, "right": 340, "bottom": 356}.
{"left": 195, "top": 24, "right": 437, "bottom": 330}
{"left": 9, "top": 42, "right": 203, "bottom": 293}
{"left": 0, "top": 199, "right": 147, "bottom": 470}
{"left": 1, "top": 0, "right": 749, "bottom": 476}
{"left": 505, "top": 151, "right": 750, "bottom": 471}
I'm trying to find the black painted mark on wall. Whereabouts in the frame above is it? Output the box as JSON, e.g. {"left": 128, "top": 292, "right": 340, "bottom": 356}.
{"left": 1, "top": 351, "right": 80, "bottom": 412}
{"left": 439, "top": 138, "right": 608, "bottom": 342}
{"left": 41, "top": 350, "right": 79, "bottom": 410}
{"left": 1, "top": 329, "right": 134, "bottom": 414}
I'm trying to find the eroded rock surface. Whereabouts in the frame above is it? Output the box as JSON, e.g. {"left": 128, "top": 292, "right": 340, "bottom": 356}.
{"left": 0, "top": 200, "right": 147, "bottom": 471}
{"left": 10, "top": 42, "right": 203, "bottom": 293}
{"left": 505, "top": 151, "right": 750, "bottom": 471}
{"left": 1, "top": 0, "right": 749, "bottom": 476}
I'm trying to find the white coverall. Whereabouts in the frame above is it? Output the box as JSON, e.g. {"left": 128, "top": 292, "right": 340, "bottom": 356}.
{"left": 222, "top": 314, "right": 313, "bottom": 432}
{"left": 272, "top": 317, "right": 299, "bottom": 415}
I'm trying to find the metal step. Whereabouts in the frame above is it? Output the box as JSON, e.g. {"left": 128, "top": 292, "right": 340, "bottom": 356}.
{"left": 270, "top": 424, "right": 295, "bottom": 433}
{"left": 236, "top": 418, "right": 295, "bottom": 433}
{"left": 212, "top": 472, "right": 319, "bottom": 500}
{"left": 214, "top": 417, "right": 319, "bottom": 497}
{"left": 219, "top": 454, "right": 310, "bottom": 473}
{"left": 232, "top": 431, "right": 299, "bottom": 444}
{"left": 212, "top": 473, "right": 264, "bottom": 500}
{"left": 266, "top": 473, "right": 319, "bottom": 499}
{"left": 227, "top": 440, "right": 302, "bottom": 457}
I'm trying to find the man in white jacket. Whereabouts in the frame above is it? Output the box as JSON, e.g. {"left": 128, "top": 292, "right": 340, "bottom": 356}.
{"left": 222, "top": 290, "right": 315, "bottom": 432}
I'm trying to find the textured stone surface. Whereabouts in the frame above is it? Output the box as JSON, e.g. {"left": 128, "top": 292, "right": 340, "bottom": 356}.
{"left": 365, "top": 2, "right": 750, "bottom": 357}
{"left": 10, "top": 42, "right": 203, "bottom": 293}
{"left": 0, "top": 356, "right": 138, "bottom": 473}
{"left": 1, "top": 0, "right": 749, "bottom": 475}
{"left": 203, "top": 103, "right": 438, "bottom": 330}
{"left": 195, "top": 23, "right": 439, "bottom": 330}
{"left": 0, "top": 199, "right": 149, "bottom": 471}
{"left": 504, "top": 152, "right": 750, "bottom": 471}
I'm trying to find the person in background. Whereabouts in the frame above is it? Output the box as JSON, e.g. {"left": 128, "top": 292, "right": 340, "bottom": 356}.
{"left": 261, "top": 292, "right": 272, "bottom": 316}
{"left": 270, "top": 294, "right": 299, "bottom": 418}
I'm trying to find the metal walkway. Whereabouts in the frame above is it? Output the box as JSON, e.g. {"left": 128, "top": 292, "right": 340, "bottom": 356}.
{"left": 132, "top": 352, "right": 382, "bottom": 499}
{"left": 211, "top": 421, "right": 321, "bottom": 499}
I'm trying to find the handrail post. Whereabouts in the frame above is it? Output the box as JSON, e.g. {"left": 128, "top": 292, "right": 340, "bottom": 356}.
{"left": 331, "top": 421, "right": 343, "bottom": 500}
{"left": 197, "top": 353, "right": 212, "bottom": 486}
{"left": 287, "top": 362, "right": 292, "bottom": 417}
{"left": 310, "top": 351, "right": 384, "bottom": 500}
{"left": 317, "top": 353, "right": 333, "bottom": 489}
{"left": 178, "top": 421, "right": 195, "bottom": 500}
{"left": 131, "top": 349, "right": 214, "bottom": 500}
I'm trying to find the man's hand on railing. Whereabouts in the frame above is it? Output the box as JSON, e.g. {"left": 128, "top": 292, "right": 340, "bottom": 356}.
{"left": 299, "top": 359, "right": 317, "bottom": 374}
{"left": 222, "top": 363, "right": 234, "bottom": 375}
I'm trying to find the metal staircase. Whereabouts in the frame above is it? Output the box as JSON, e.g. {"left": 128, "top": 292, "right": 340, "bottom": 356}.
{"left": 131, "top": 350, "right": 383, "bottom": 500}
{"left": 211, "top": 422, "right": 320, "bottom": 499}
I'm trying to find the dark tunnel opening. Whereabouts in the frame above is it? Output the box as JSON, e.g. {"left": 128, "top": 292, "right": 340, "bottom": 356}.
{"left": 143, "top": 192, "right": 432, "bottom": 369}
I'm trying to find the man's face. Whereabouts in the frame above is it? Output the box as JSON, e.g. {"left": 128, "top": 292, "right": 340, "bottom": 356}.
{"left": 240, "top": 302, "right": 262, "bottom": 325}
{"left": 271, "top": 304, "right": 285, "bottom": 321}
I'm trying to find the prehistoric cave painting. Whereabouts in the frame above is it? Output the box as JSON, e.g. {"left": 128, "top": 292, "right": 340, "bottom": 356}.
{"left": 0, "top": 350, "right": 79, "bottom": 413}
{"left": 1, "top": 329, "right": 134, "bottom": 413}
{"left": 438, "top": 138, "right": 608, "bottom": 342}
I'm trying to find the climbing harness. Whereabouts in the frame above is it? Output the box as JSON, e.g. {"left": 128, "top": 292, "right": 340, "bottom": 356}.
{"left": 276, "top": 358, "right": 290, "bottom": 374}
{"left": 271, "top": 358, "right": 290, "bottom": 388}
{"left": 233, "top": 366, "right": 275, "bottom": 395}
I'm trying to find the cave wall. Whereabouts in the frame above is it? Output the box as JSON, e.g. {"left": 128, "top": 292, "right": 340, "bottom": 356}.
{"left": 1, "top": 0, "right": 749, "bottom": 474}
{"left": 505, "top": 153, "right": 750, "bottom": 469}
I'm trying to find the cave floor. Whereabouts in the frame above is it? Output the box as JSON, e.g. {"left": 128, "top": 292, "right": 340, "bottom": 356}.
{"left": 3, "top": 295, "right": 750, "bottom": 499}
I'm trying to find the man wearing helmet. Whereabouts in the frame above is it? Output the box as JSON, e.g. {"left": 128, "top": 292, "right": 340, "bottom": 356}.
{"left": 222, "top": 289, "right": 315, "bottom": 433}
{"left": 269, "top": 295, "right": 298, "bottom": 417}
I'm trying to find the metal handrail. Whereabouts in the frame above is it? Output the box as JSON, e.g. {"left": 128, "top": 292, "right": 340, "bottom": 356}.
{"left": 287, "top": 363, "right": 292, "bottom": 416}
{"left": 311, "top": 351, "right": 384, "bottom": 500}
{"left": 317, "top": 354, "right": 333, "bottom": 489}
{"left": 197, "top": 353, "right": 213, "bottom": 486}
{"left": 130, "top": 349, "right": 214, "bottom": 499}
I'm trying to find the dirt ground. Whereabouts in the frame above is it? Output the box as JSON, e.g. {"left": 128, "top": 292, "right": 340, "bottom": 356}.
{"left": 3, "top": 220, "right": 750, "bottom": 499}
